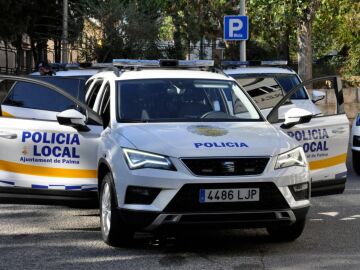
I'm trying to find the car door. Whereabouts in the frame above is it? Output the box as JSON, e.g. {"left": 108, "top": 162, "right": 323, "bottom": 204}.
{"left": 0, "top": 76, "right": 103, "bottom": 198}
{"left": 267, "top": 76, "right": 349, "bottom": 196}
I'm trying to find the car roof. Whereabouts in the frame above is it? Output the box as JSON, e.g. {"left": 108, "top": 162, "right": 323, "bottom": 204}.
{"left": 92, "top": 69, "right": 234, "bottom": 81}
{"left": 223, "top": 66, "right": 296, "bottom": 76}
{"left": 29, "top": 69, "right": 98, "bottom": 77}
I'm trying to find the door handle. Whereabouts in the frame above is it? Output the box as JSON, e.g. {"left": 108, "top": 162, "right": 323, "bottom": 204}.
{"left": 0, "top": 132, "right": 17, "bottom": 139}
{"left": 332, "top": 127, "right": 346, "bottom": 134}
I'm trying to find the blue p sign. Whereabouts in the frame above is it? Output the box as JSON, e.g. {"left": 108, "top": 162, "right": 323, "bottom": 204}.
{"left": 224, "top": 16, "right": 249, "bottom": 41}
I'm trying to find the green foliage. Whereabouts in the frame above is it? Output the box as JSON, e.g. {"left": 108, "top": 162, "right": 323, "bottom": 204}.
{"left": 91, "top": 0, "right": 162, "bottom": 61}
{"left": 0, "top": 0, "right": 358, "bottom": 77}
{"left": 313, "top": 0, "right": 359, "bottom": 75}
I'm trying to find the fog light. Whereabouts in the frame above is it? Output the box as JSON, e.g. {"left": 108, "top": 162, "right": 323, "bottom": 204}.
{"left": 353, "top": 136, "right": 360, "bottom": 147}
{"left": 125, "top": 186, "right": 161, "bottom": 204}
{"left": 289, "top": 183, "right": 309, "bottom": 201}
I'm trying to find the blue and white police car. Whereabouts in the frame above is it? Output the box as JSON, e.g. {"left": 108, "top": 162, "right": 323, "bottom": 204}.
{"left": 0, "top": 59, "right": 348, "bottom": 247}
{"left": 224, "top": 61, "right": 350, "bottom": 196}
{"left": 351, "top": 113, "right": 360, "bottom": 175}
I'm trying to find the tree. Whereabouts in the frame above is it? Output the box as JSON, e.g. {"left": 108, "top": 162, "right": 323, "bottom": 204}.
{"left": 91, "top": 0, "right": 162, "bottom": 62}
{"left": 313, "top": 0, "right": 360, "bottom": 76}
{"left": 296, "top": 0, "right": 320, "bottom": 81}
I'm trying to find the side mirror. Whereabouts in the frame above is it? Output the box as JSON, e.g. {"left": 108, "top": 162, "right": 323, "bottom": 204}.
{"left": 311, "top": 90, "right": 325, "bottom": 103}
{"left": 281, "top": 108, "right": 313, "bottom": 129}
{"left": 57, "top": 109, "right": 90, "bottom": 132}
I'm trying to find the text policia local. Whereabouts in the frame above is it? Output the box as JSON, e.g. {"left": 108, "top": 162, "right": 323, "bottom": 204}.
{"left": 22, "top": 131, "right": 80, "bottom": 159}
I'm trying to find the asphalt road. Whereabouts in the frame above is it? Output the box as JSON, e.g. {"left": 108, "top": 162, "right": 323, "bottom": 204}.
{"left": 0, "top": 164, "right": 359, "bottom": 270}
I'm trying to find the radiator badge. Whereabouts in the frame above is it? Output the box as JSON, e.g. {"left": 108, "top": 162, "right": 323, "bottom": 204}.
{"left": 187, "top": 125, "right": 228, "bottom": 137}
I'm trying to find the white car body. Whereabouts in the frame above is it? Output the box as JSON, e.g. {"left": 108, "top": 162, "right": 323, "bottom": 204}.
{"left": 352, "top": 113, "right": 360, "bottom": 151}
{"left": 0, "top": 60, "right": 349, "bottom": 245}
{"left": 29, "top": 69, "right": 98, "bottom": 77}
{"left": 351, "top": 113, "right": 360, "bottom": 174}
{"left": 224, "top": 66, "right": 349, "bottom": 194}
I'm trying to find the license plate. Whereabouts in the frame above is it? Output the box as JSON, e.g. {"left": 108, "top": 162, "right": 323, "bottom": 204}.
{"left": 199, "top": 188, "right": 259, "bottom": 203}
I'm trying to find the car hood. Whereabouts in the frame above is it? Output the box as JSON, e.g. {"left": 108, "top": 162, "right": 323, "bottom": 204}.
{"left": 114, "top": 122, "right": 298, "bottom": 158}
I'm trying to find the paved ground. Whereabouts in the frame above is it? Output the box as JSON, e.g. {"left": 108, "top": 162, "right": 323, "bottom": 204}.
{"left": 0, "top": 163, "right": 359, "bottom": 270}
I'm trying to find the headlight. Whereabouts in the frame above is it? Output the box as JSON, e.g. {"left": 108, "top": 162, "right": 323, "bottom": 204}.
{"left": 275, "top": 147, "right": 307, "bottom": 169}
{"left": 123, "top": 148, "right": 176, "bottom": 170}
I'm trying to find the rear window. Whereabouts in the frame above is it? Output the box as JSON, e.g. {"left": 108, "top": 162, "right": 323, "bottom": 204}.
{"left": 236, "top": 77, "right": 284, "bottom": 110}
{"left": 235, "top": 74, "right": 308, "bottom": 110}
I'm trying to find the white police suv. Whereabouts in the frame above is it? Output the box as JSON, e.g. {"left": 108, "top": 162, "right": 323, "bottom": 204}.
{"left": 351, "top": 113, "right": 360, "bottom": 175}
{"left": 224, "top": 61, "right": 350, "bottom": 196}
{"left": 0, "top": 59, "right": 347, "bottom": 246}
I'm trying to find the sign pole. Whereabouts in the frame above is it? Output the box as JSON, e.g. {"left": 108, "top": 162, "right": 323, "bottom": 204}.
{"left": 239, "top": 0, "right": 246, "bottom": 61}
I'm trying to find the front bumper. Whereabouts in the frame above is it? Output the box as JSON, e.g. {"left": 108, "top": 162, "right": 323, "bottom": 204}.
{"left": 116, "top": 206, "right": 310, "bottom": 231}
{"left": 116, "top": 182, "right": 310, "bottom": 231}
{"left": 110, "top": 151, "right": 311, "bottom": 230}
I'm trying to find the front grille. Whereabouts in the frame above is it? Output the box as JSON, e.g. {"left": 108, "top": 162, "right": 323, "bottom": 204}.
{"left": 164, "top": 182, "right": 289, "bottom": 213}
{"left": 182, "top": 157, "right": 269, "bottom": 176}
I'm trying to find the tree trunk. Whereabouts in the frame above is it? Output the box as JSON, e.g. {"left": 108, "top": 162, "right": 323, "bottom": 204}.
{"left": 173, "top": 15, "right": 184, "bottom": 59}
{"left": 199, "top": 37, "right": 204, "bottom": 60}
{"left": 297, "top": 0, "right": 320, "bottom": 83}
{"left": 4, "top": 41, "right": 8, "bottom": 74}
{"left": 297, "top": 20, "right": 312, "bottom": 82}
{"left": 15, "top": 35, "right": 23, "bottom": 75}
{"left": 54, "top": 39, "right": 61, "bottom": 62}
{"left": 31, "top": 38, "right": 38, "bottom": 67}
{"left": 278, "top": 27, "right": 290, "bottom": 62}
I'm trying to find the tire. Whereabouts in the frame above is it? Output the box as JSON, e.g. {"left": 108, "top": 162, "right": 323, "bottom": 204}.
{"left": 266, "top": 219, "right": 306, "bottom": 242}
{"left": 100, "top": 173, "right": 134, "bottom": 247}
{"left": 353, "top": 150, "right": 360, "bottom": 175}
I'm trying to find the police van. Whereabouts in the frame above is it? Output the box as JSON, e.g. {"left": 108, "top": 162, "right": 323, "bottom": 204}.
{"left": 223, "top": 61, "right": 350, "bottom": 196}
{"left": 351, "top": 113, "right": 360, "bottom": 174}
{"left": 0, "top": 59, "right": 348, "bottom": 246}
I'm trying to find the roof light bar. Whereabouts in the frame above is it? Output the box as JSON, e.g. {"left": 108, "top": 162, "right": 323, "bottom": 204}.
{"left": 221, "top": 61, "right": 250, "bottom": 67}
{"left": 92, "top": 63, "right": 114, "bottom": 68}
{"left": 221, "top": 60, "right": 288, "bottom": 67}
{"left": 178, "top": 60, "right": 214, "bottom": 67}
{"left": 113, "top": 59, "right": 160, "bottom": 67}
{"left": 112, "top": 59, "right": 214, "bottom": 68}
{"left": 261, "top": 60, "right": 288, "bottom": 66}
{"left": 64, "top": 63, "right": 80, "bottom": 69}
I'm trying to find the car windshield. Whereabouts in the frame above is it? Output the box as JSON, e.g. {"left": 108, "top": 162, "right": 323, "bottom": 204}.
{"left": 234, "top": 74, "right": 308, "bottom": 110}
{"left": 117, "top": 79, "right": 262, "bottom": 122}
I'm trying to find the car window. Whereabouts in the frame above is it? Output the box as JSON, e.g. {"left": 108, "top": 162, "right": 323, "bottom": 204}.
{"left": 236, "top": 77, "right": 284, "bottom": 110}
{"left": 28, "top": 76, "right": 86, "bottom": 102}
{"left": 86, "top": 79, "right": 103, "bottom": 108}
{"left": 0, "top": 79, "right": 13, "bottom": 103}
{"left": 276, "top": 75, "right": 308, "bottom": 99}
{"left": 2, "top": 81, "right": 77, "bottom": 112}
{"left": 117, "top": 79, "right": 261, "bottom": 122}
{"left": 84, "top": 79, "right": 94, "bottom": 95}
{"left": 235, "top": 74, "right": 309, "bottom": 109}
{"left": 99, "top": 83, "right": 110, "bottom": 126}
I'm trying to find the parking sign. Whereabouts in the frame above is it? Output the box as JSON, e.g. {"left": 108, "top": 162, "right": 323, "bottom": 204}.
{"left": 224, "top": 15, "right": 249, "bottom": 41}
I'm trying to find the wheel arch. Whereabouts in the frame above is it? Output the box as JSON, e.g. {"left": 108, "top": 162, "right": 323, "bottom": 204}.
{"left": 98, "top": 158, "right": 112, "bottom": 191}
{"left": 97, "top": 158, "right": 121, "bottom": 207}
